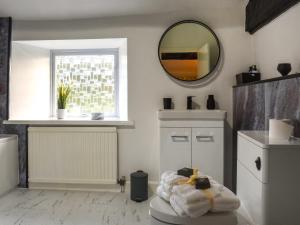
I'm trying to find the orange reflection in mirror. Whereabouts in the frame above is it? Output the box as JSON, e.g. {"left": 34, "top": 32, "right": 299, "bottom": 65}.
{"left": 161, "top": 60, "right": 198, "bottom": 80}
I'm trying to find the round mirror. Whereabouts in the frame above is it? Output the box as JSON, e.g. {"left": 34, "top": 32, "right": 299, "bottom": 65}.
{"left": 158, "top": 20, "right": 220, "bottom": 82}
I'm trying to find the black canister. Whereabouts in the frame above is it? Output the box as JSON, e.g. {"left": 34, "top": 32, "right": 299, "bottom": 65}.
{"left": 130, "top": 170, "right": 148, "bottom": 202}
{"left": 163, "top": 98, "right": 172, "bottom": 109}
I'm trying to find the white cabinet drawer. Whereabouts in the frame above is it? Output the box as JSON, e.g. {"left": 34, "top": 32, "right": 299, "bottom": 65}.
{"left": 237, "top": 162, "right": 266, "bottom": 225}
{"left": 238, "top": 134, "right": 268, "bottom": 183}
{"left": 192, "top": 128, "right": 223, "bottom": 184}
{"left": 160, "top": 128, "right": 191, "bottom": 173}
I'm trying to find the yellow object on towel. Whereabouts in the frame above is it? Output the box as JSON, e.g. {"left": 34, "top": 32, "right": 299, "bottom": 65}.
{"left": 176, "top": 168, "right": 200, "bottom": 186}
{"left": 193, "top": 168, "right": 199, "bottom": 176}
{"left": 203, "top": 189, "right": 214, "bottom": 207}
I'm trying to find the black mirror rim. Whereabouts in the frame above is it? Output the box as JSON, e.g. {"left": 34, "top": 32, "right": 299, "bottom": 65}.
{"left": 158, "top": 20, "right": 221, "bottom": 82}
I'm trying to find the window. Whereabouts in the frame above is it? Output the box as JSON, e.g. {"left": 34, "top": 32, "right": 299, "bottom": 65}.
{"left": 10, "top": 38, "right": 127, "bottom": 120}
{"left": 51, "top": 49, "right": 119, "bottom": 117}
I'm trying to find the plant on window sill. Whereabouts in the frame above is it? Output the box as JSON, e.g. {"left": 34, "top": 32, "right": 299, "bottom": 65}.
{"left": 57, "top": 84, "right": 71, "bottom": 119}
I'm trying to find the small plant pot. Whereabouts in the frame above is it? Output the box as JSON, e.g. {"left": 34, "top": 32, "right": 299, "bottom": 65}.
{"left": 57, "top": 109, "right": 66, "bottom": 119}
{"left": 277, "top": 63, "right": 291, "bottom": 76}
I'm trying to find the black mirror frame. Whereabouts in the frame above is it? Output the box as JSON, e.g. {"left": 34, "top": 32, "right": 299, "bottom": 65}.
{"left": 158, "top": 20, "right": 221, "bottom": 82}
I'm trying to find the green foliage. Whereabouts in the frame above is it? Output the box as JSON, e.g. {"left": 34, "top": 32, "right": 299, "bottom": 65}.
{"left": 57, "top": 84, "right": 71, "bottom": 109}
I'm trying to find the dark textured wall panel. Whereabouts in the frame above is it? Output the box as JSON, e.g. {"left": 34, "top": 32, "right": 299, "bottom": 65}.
{"left": 265, "top": 78, "right": 300, "bottom": 135}
{"left": 0, "top": 18, "right": 28, "bottom": 187}
{"left": 234, "top": 83, "right": 265, "bottom": 131}
{"left": 233, "top": 75, "right": 300, "bottom": 192}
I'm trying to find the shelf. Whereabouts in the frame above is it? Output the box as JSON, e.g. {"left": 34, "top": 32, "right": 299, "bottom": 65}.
{"left": 3, "top": 118, "right": 134, "bottom": 127}
{"left": 233, "top": 73, "right": 300, "bottom": 88}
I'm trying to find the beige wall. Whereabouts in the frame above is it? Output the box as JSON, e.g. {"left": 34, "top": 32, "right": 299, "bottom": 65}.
{"left": 252, "top": 3, "right": 300, "bottom": 79}
{"left": 12, "top": 3, "right": 253, "bottom": 187}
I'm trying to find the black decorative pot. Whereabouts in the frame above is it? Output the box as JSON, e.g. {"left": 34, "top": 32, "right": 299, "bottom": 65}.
{"left": 206, "top": 95, "right": 216, "bottom": 110}
{"left": 277, "top": 63, "right": 291, "bottom": 76}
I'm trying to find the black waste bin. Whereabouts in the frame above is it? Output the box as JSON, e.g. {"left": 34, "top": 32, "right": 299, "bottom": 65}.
{"left": 130, "top": 170, "right": 148, "bottom": 202}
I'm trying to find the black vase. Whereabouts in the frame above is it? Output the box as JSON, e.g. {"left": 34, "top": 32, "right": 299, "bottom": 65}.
{"left": 206, "top": 95, "right": 215, "bottom": 110}
{"left": 277, "top": 63, "right": 291, "bottom": 76}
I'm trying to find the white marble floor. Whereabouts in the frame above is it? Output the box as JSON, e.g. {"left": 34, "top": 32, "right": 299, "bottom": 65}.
{"left": 0, "top": 189, "right": 253, "bottom": 225}
{"left": 0, "top": 189, "right": 151, "bottom": 225}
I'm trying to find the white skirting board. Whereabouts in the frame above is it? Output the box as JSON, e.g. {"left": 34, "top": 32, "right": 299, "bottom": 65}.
{"left": 28, "top": 181, "right": 159, "bottom": 194}
{"left": 28, "top": 127, "right": 118, "bottom": 190}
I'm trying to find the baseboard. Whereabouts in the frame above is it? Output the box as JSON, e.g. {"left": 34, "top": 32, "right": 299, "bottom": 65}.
{"left": 28, "top": 180, "right": 159, "bottom": 193}
{"left": 29, "top": 182, "right": 120, "bottom": 192}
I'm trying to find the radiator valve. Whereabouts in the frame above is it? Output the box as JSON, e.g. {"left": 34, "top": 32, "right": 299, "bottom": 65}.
{"left": 118, "top": 176, "right": 126, "bottom": 193}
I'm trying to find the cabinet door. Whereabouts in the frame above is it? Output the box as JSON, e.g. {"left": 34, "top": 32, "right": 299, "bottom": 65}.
{"left": 160, "top": 128, "right": 191, "bottom": 174}
{"left": 192, "top": 128, "right": 223, "bottom": 183}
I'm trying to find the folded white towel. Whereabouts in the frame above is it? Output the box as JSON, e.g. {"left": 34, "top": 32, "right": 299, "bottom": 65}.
{"left": 161, "top": 170, "right": 176, "bottom": 181}
{"left": 163, "top": 174, "right": 188, "bottom": 185}
{"left": 160, "top": 170, "right": 240, "bottom": 218}
{"left": 172, "top": 184, "right": 221, "bottom": 204}
{"left": 170, "top": 195, "right": 210, "bottom": 218}
{"left": 156, "top": 185, "right": 171, "bottom": 202}
{"left": 210, "top": 186, "right": 240, "bottom": 212}
{"left": 169, "top": 195, "right": 187, "bottom": 217}
{"left": 161, "top": 181, "right": 173, "bottom": 193}
{"left": 157, "top": 171, "right": 188, "bottom": 203}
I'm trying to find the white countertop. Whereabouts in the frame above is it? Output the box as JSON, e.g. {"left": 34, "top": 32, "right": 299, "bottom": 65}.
{"left": 238, "top": 131, "right": 300, "bottom": 149}
{"left": 3, "top": 118, "right": 134, "bottom": 127}
{"left": 158, "top": 110, "right": 226, "bottom": 120}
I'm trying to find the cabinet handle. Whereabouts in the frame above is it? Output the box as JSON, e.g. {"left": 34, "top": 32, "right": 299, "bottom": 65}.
{"left": 171, "top": 135, "right": 189, "bottom": 142}
{"left": 196, "top": 135, "right": 214, "bottom": 142}
{"left": 255, "top": 157, "right": 261, "bottom": 171}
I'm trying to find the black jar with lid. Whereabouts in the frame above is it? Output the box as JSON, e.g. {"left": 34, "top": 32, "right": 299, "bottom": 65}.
{"left": 130, "top": 170, "right": 148, "bottom": 202}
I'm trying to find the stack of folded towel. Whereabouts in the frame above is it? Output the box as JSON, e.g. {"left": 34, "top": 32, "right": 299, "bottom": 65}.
{"left": 157, "top": 170, "right": 240, "bottom": 218}
{"left": 156, "top": 171, "right": 188, "bottom": 202}
{"left": 170, "top": 182, "right": 240, "bottom": 217}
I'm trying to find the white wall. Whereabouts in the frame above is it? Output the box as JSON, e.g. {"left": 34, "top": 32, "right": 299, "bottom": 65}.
{"left": 12, "top": 3, "right": 253, "bottom": 186}
{"left": 252, "top": 3, "right": 300, "bottom": 79}
{"left": 10, "top": 43, "right": 50, "bottom": 119}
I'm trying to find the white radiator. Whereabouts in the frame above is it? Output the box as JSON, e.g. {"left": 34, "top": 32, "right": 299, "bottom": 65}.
{"left": 28, "top": 127, "right": 117, "bottom": 187}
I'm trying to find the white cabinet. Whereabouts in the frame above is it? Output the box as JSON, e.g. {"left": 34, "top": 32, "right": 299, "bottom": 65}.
{"left": 192, "top": 128, "right": 223, "bottom": 182}
{"left": 160, "top": 128, "right": 191, "bottom": 172}
{"left": 158, "top": 110, "right": 225, "bottom": 184}
{"left": 237, "top": 131, "right": 300, "bottom": 225}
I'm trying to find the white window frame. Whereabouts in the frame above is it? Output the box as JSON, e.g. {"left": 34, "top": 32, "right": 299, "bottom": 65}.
{"left": 50, "top": 49, "right": 119, "bottom": 118}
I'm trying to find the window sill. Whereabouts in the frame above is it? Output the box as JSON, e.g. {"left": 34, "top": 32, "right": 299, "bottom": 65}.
{"left": 3, "top": 118, "right": 134, "bottom": 127}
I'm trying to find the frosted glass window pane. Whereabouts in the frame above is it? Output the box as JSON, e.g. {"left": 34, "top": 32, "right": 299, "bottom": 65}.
{"left": 55, "top": 54, "right": 115, "bottom": 115}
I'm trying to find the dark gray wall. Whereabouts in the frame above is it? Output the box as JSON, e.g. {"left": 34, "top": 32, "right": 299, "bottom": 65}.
{"left": 0, "top": 17, "right": 28, "bottom": 187}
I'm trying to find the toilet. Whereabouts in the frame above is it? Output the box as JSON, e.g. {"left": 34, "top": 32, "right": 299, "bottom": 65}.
{"left": 149, "top": 196, "right": 238, "bottom": 225}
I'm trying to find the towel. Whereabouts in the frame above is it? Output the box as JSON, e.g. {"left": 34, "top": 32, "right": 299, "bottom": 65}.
{"left": 163, "top": 174, "right": 188, "bottom": 186}
{"left": 170, "top": 195, "right": 210, "bottom": 218}
{"left": 210, "top": 186, "right": 240, "bottom": 212}
{"left": 159, "top": 170, "right": 240, "bottom": 218}
{"left": 157, "top": 171, "right": 189, "bottom": 202}
{"left": 161, "top": 170, "right": 176, "bottom": 181}
{"left": 161, "top": 181, "right": 172, "bottom": 193}
{"left": 170, "top": 195, "right": 187, "bottom": 217}
{"left": 171, "top": 183, "right": 240, "bottom": 217}
{"left": 156, "top": 185, "right": 171, "bottom": 202}
{"left": 172, "top": 183, "right": 221, "bottom": 204}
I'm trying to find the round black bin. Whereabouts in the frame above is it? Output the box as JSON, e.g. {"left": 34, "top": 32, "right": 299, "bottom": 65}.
{"left": 130, "top": 170, "right": 148, "bottom": 202}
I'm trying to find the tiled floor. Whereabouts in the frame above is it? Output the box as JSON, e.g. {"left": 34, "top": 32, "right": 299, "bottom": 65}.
{"left": 0, "top": 189, "right": 253, "bottom": 225}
